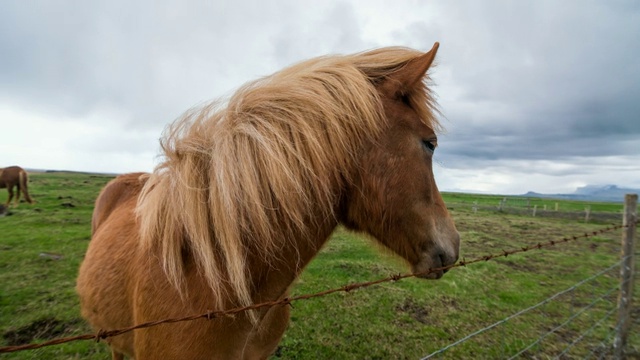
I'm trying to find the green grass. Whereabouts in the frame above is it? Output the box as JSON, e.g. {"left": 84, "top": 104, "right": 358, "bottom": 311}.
{"left": 0, "top": 172, "right": 638, "bottom": 359}
{"left": 441, "top": 192, "right": 628, "bottom": 213}
{"left": 0, "top": 173, "right": 113, "bottom": 359}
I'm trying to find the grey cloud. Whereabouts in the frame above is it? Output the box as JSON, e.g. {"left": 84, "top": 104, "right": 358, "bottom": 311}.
{"left": 0, "top": 1, "right": 305, "bottom": 130}
{"left": 271, "top": 1, "right": 369, "bottom": 66}
{"left": 414, "top": 0, "right": 640, "bottom": 168}
{"left": 1, "top": 0, "right": 639, "bottom": 193}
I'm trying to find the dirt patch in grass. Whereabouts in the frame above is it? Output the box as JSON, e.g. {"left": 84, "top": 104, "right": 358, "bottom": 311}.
{"left": 499, "top": 259, "right": 539, "bottom": 273}
{"left": 632, "top": 305, "right": 640, "bottom": 318}
{"left": 396, "top": 299, "right": 431, "bottom": 324}
{"left": 439, "top": 295, "right": 460, "bottom": 311}
{"left": 551, "top": 326, "right": 580, "bottom": 344}
{"left": 2, "top": 317, "right": 80, "bottom": 346}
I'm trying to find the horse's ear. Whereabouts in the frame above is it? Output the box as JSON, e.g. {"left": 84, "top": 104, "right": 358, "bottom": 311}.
{"left": 382, "top": 42, "right": 439, "bottom": 96}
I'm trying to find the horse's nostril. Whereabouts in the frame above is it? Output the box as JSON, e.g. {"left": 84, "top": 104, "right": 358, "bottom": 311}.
{"left": 438, "top": 253, "right": 450, "bottom": 273}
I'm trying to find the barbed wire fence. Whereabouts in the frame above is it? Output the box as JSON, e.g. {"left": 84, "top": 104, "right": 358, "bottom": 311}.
{"left": 421, "top": 259, "right": 629, "bottom": 359}
{"left": 0, "top": 195, "right": 637, "bottom": 358}
{"left": 422, "top": 194, "right": 638, "bottom": 359}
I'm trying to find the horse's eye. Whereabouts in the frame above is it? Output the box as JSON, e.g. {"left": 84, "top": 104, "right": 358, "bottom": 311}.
{"left": 422, "top": 140, "right": 436, "bottom": 153}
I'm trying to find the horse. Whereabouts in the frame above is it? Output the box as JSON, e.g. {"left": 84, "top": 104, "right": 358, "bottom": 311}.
{"left": 0, "top": 166, "right": 34, "bottom": 206}
{"left": 77, "top": 42, "right": 460, "bottom": 359}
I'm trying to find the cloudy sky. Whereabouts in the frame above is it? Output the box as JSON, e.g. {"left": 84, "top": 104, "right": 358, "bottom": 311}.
{"left": 1, "top": 0, "right": 638, "bottom": 195}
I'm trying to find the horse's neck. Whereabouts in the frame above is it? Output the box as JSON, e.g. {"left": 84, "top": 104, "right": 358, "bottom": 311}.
{"left": 247, "top": 214, "right": 339, "bottom": 304}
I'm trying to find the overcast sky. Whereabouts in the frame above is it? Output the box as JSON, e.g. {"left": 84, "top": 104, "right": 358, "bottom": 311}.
{"left": 1, "top": 0, "right": 639, "bottom": 195}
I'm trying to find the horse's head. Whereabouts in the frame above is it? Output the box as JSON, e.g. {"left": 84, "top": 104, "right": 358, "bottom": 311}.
{"left": 342, "top": 43, "right": 459, "bottom": 279}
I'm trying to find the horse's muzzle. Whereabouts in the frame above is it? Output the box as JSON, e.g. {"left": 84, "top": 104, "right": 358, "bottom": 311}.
{"left": 413, "top": 233, "right": 460, "bottom": 279}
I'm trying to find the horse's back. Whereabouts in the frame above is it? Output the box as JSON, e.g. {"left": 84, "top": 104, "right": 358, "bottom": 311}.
{"left": 92, "top": 172, "right": 148, "bottom": 234}
{"left": 0, "top": 166, "right": 20, "bottom": 188}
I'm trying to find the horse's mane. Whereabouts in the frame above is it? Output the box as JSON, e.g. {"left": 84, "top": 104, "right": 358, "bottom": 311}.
{"left": 136, "top": 47, "right": 440, "bottom": 313}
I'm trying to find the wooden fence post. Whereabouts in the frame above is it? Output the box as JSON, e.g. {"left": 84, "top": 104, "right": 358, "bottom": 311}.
{"left": 613, "top": 194, "right": 637, "bottom": 359}
{"left": 498, "top": 198, "right": 506, "bottom": 212}
{"left": 584, "top": 206, "right": 591, "bottom": 223}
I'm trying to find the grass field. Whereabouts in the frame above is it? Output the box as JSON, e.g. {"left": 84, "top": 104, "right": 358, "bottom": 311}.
{"left": 0, "top": 172, "right": 638, "bottom": 359}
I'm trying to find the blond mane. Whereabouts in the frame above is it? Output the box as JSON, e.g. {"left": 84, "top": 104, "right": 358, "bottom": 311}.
{"left": 136, "top": 47, "right": 440, "bottom": 312}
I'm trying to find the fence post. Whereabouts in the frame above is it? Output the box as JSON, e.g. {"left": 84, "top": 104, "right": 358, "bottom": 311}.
{"left": 584, "top": 206, "right": 591, "bottom": 223}
{"left": 613, "top": 194, "right": 637, "bottom": 359}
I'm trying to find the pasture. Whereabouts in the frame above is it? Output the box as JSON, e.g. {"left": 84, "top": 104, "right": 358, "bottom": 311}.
{"left": 0, "top": 172, "right": 638, "bottom": 359}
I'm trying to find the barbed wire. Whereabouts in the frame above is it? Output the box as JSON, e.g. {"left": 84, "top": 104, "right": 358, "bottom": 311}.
{"left": 0, "top": 222, "right": 631, "bottom": 354}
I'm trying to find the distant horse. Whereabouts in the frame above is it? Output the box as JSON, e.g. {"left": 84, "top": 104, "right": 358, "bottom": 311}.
{"left": 77, "top": 43, "right": 460, "bottom": 360}
{"left": 0, "top": 166, "right": 34, "bottom": 206}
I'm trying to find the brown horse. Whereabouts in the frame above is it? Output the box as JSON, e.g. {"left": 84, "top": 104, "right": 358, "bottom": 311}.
{"left": 0, "top": 166, "right": 34, "bottom": 206}
{"left": 77, "top": 43, "right": 460, "bottom": 359}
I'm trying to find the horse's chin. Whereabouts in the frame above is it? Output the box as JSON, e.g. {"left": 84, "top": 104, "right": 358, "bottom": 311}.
{"left": 411, "top": 252, "right": 452, "bottom": 280}
{"left": 412, "top": 265, "right": 445, "bottom": 280}
{"left": 421, "top": 270, "right": 445, "bottom": 280}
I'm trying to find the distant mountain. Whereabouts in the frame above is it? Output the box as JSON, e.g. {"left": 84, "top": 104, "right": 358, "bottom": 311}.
{"left": 523, "top": 185, "right": 640, "bottom": 203}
